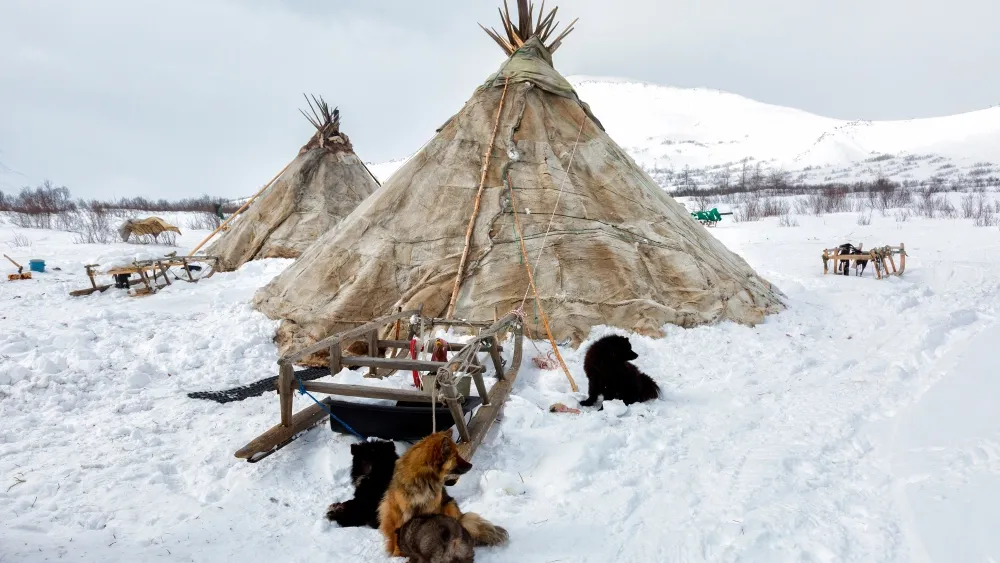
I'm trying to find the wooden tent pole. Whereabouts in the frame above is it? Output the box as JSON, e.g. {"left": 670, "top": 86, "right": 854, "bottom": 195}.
{"left": 187, "top": 160, "right": 294, "bottom": 256}
{"left": 446, "top": 77, "right": 511, "bottom": 319}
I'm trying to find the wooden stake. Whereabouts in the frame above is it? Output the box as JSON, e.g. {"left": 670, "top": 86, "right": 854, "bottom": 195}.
{"left": 278, "top": 363, "right": 294, "bottom": 427}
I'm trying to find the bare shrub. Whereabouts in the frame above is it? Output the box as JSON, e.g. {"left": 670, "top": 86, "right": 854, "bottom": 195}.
{"left": 960, "top": 192, "right": 998, "bottom": 226}
{"left": 778, "top": 213, "right": 799, "bottom": 227}
{"left": 10, "top": 212, "right": 33, "bottom": 228}
{"left": 7, "top": 181, "right": 76, "bottom": 229}
{"left": 972, "top": 197, "right": 997, "bottom": 227}
{"left": 159, "top": 232, "right": 178, "bottom": 246}
{"left": 822, "top": 188, "right": 852, "bottom": 213}
{"left": 187, "top": 212, "right": 222, "bottom": 231}
{"left": 7, "top": 231, "right": 31, "bottom": 248}
{"left": 916, "top": 192, "right": 955, "bottom": 219}
{"left": 130, "top": 232, "right": 178, "bottom": 246}
{"left": 761, "top": 197, "right": 790, "bottom": 217}
{"left": 802, "top": 194, "right": 824, "bottom": 216}
{"left": 894, "top": 209, "right": 911, "bottom": 223}
{"left": 54, "top": 211, "right": 82, "bottom": 232}
{"left": 973, "top": 212, "right": 997, "bottom": 227}
{"left": 72, "top": 206, "right": 117, "bottom": 244}
{"left": 886, "top": 188, "right": 912, "bottom": 209}
{"left": 856, "top": 212, "right": 872, "bottom": 226}
{"left": 800, "top": 188, "right": 851, "bottom": 216}
{"left": 733, "top": 192, "right": 762, "bottom": 222}
{"left": 960, "top": 193, "right": 980, "bottom": 219}
{"left": 793, "top": 197, "right": 814, "bottom": 216}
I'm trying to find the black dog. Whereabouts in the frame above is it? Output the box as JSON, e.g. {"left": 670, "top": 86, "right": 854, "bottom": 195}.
{"left": 837, "top": 243, "right": 868, "bottom": 277}
{"left": 580, "top": 334, "right": 660, "bottom": 407}
{"left": 397, "top": 514, "right": 475, "bottom": 563}
{"left": 326, "top": 439, "right": 398, "bottom": 528}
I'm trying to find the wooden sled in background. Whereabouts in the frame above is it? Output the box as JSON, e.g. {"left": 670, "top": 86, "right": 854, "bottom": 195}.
{"left": 822, "top": 243, "right": 906, "bottom": 279}
{"left": 69, "top": 254, "right": 219, "bottom": 297}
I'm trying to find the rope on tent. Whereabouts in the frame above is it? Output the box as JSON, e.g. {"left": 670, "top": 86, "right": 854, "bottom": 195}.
{"left": 519, "top": 116, "right": 587, "bottom": 307}
{"left": 501, "top": 113, "right": 588, "bottom": 392}
{"left": 504, "top": 139, "right": 582, "bottom": 391}
{"left": 446, "top": 76, "right": 512, "bottom": 320}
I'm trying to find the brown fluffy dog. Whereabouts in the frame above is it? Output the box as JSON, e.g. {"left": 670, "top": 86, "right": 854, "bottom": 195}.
{"left": 378, "top": 431, "right": 508, "bottom": 557}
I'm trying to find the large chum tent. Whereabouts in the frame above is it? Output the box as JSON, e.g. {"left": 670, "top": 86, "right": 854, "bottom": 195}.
{"left": 205, "top": 96, "right": 380, "bottom": 272}
{"left": 253, "top": 2, "right": 785, "bottom": 362}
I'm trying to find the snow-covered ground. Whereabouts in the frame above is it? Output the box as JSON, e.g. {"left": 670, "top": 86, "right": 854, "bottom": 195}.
{"left": 368, "top": 77, "right": 1000, "bottom": 190}
{"left": 2, "top": 206, "right": 999, "bottom": 562}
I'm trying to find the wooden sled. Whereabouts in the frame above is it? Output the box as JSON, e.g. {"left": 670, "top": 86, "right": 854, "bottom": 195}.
{"left": 234, "top": 307, "right": 524, "bottom": 464}
{"left": 69, "top": 255, "right": 219, "bottom": 297}
{"left": 822, "top": 243, "right": 906, "bottom": 279}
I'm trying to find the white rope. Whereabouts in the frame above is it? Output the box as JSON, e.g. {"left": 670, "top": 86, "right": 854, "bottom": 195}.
{"left": 519, "top": 116, "right": 587, "bottom": 309}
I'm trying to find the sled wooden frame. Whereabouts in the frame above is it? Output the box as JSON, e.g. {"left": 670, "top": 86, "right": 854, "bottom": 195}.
{"left": 822, "top": 243, "right": 906, "bottom": 279}
{"left": 69, "top": 255, "right": 219, "bottom": 297}
{"left": 234, "top": 307, "right": 524, "bottom": 463}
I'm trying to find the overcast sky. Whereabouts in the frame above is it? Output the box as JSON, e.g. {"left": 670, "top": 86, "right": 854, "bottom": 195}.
{"left": 2, "top": 0, "right": 998, "bottom": 199}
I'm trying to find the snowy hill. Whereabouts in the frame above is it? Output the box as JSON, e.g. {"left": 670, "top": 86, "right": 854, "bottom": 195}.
{"left": 369, "top": 77, "right": 1000, "bottom": 189}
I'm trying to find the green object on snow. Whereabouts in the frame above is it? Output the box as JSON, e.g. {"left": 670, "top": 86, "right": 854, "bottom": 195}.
{"left": 691, "top": 208, "right": 723, "bottom": 223}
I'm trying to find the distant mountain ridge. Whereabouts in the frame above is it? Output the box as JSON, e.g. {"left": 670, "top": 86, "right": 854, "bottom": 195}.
{"left": 369, "top": 76, "right": 1000, "bottom": 190}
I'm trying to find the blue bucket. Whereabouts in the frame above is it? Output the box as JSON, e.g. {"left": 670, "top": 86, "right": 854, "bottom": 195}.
{"left": 29, "top": 259, "right": 45, "bottom": 273}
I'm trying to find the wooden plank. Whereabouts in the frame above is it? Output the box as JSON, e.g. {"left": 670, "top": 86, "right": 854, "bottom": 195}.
{"left": 234, "top": 399, "right": 332, "bottom": 460}
{"left": 280, "top": 309, "right": 416, "bottom": 365}
{"left": 69, "top": 284, "right": 112, "bottom": 297}
{"left": 342, "top": 356, "right": 485, "bottom": 373}
{"left": 300, "top": 381, "right": 437, "bottom": 403}
{"left": 379, "top": 339, "right": 503, "bottom": 353}
{"left": 426, "top": 318, "right": 496, "bottom": 328}
{"left": 278, "top": 364, "right": 294, "bottom": 427}
{"left": 487, "top": 336, "right": 505, "bottom": 379}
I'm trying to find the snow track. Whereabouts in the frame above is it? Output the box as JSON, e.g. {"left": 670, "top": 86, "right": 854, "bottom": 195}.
{"left": 1, "top": 212, "right": 998, "bottom": 562}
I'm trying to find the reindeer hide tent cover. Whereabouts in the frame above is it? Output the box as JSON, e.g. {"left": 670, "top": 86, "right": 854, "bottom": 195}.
{"left": 254, "top": 9, "right": 784, "bottom": 363}
{"left": 206, "top": 99, "right": 380, "bottom": 272}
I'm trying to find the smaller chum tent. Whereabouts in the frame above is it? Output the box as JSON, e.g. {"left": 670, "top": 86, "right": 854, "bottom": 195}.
{"left": 205, "top": 96, "right": 380, "bottom": 272}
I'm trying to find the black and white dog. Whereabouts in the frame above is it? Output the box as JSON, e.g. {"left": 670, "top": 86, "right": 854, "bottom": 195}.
{"left": 837, "top": 243, "right": 869, "bottom": 277}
